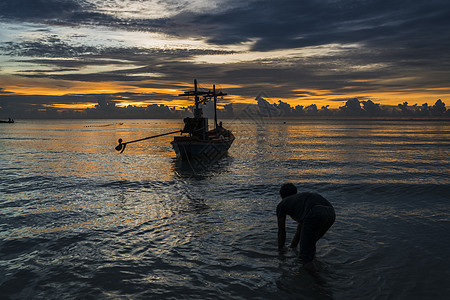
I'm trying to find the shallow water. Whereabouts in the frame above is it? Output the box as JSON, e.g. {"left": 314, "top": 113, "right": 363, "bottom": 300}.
{"left": 1, "top": 119, "right": 449, "bottom": 299}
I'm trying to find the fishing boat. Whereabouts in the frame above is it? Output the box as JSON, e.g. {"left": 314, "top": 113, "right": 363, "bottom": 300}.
{"left": 171, "top": 79, "right": 235, "bottom": 159}
{"left": 115, "top": 79, "right": 234, "bottom": 160}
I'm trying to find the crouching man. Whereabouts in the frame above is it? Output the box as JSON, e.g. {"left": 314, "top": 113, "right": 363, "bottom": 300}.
{"left": 277, "top": 183, "right": 335, "bottom": 273}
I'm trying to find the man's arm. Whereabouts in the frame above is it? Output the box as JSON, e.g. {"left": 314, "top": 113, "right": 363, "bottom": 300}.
{"left": 290, "top": 223, "right": 302, "bottom": 248}
{"left": 277, "top": 215, "right": 286, "bottom": 250}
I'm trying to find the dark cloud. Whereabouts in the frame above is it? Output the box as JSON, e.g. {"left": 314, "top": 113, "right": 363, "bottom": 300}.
{"left": 162, "top": 0, "right": 450, "bottom": 91}
{"left": 0, "top": 37, "right": 98, "bottom": 58}
{"left": 3, "top": 0, "right": 450, "bottom": 54}
{"left": 0, "top": 36, "right": 233, "bottom": 59}
{"left": 3, "top": 0, "right": 449, "bottom": 70}
{"left": 0, "top": 36, "right": 238, "bottom": 85}
{"left": 183, "top": 0, "right": 450, "bottom": 51}
{"left": 252, "top": 96, "right": 449, "bottom": 118}
{"left": 0, "top": 0, "right": 169, "bottom": 31}
{"left": 1, "top": 91, "right": 448, "bottom": 119}
{"left": 0, "top": 92, "right": 223, "bottom": 119}
{"left": 165, "top": 0, "right": 450, "bottom": 95}
{"left": 0, "top": 0, "right": 87, "bottom": 19}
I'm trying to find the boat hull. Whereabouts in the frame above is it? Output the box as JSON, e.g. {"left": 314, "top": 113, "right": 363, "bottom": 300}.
{"left": 171, "top": 135, "right": 234, "bottom": 159}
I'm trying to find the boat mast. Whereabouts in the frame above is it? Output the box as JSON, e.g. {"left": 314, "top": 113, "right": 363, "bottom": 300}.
{"left": 213, "top": 85, "right": 218, "bottom": 130}
{"left": 178, "top": 79, "right": 227, "bottom": 138}
{"left": 194, "top": 79, "right": 202, "bottom": 118}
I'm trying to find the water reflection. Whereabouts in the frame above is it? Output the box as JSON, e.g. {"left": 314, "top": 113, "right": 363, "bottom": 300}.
{"left": 2, "top": 119, "right": 450, "bottom": 299}
{"left": 172, "top": 155, "right": 233, "bottom": 180}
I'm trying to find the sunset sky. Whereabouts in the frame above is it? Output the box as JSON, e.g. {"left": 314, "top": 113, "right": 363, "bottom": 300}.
{"left": 1, "top": 0, "right": 450, "bottom": 116}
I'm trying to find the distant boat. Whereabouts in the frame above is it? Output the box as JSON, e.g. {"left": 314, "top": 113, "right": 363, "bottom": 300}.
{"left": 171, "top": 79, "right": 235, "bottom": 159}
{"left": 0, "top": 118, "right": 14, "bottom": 123}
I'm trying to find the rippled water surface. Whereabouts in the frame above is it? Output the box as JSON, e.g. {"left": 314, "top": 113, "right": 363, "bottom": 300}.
{"left": 1, "top": 119, "right": 449, "bottom": 299}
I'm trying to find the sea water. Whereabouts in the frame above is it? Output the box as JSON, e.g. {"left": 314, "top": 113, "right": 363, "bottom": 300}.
{"left": 0, "top": 119, "right": 449, "bottom": 299}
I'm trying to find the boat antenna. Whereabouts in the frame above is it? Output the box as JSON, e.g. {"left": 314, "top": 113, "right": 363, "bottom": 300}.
{"left": 213, "top": 84, "right": 218, "bottom": 130}
{"left": 194, "top": 79, "right": 202, "bottom": 118}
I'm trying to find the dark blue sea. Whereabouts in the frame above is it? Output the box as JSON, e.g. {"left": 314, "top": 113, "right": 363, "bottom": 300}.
{"left": 1, "top": 119, "right": 449, "bottom": 299}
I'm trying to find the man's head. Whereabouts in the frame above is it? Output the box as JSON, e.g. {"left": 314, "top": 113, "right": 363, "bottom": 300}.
{"left": 280, "top": 183, "right": 297, "bottom": 199}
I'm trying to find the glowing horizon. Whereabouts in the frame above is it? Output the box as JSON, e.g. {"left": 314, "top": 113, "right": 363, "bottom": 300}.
{"left": 1, "top": 73, "right": 448, "bottom": 110}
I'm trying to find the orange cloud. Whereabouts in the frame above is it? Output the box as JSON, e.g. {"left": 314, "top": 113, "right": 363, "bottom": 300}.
{"left": 1, "top": 75, "right": 448, "bottom": 110}
{"left": 43, "top": 103, "right": 97, "bottom": 110}
{"left": 1, "top": 77, "right": 181, "bottom": 96}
